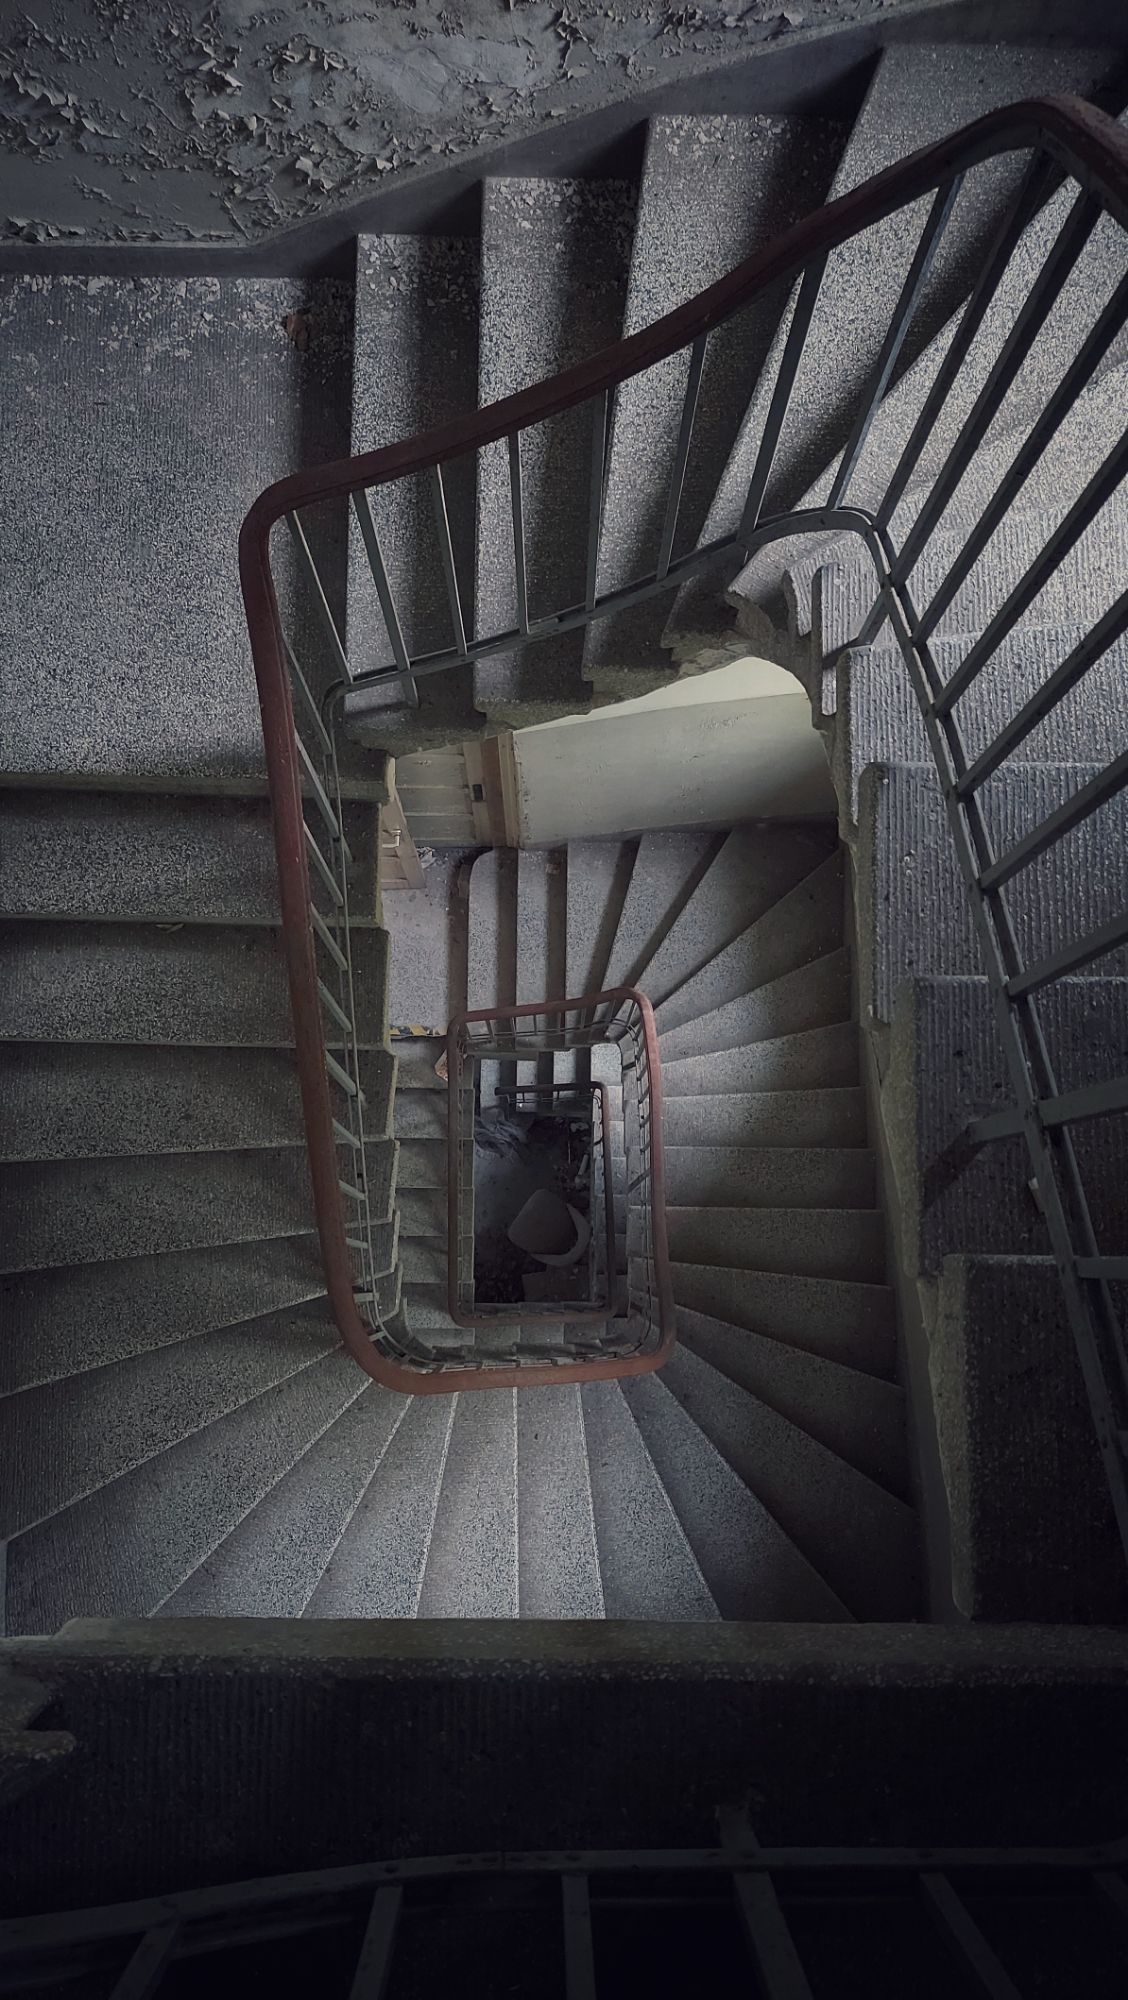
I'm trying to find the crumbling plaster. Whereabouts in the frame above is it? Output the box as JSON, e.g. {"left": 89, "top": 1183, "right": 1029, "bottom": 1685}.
{"left": 0, "top": 0, "right": 916, "bottom": 245}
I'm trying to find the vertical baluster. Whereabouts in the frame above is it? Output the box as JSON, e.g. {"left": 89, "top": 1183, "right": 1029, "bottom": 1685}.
{"left": 740, "top": 254, "right": 828, "bottom": 544}
{"left": 285, "top": 511, "right": 354, "bottom": 682}
{"left": 351, "top": 489, "right": 420, "bottom": 707}
{"left": 348, "top": 1885, "right": 403, "bottom": 1998}
{"left": 656, "top": 332, "right": 709, "bottom": 580}
{"left": 109, "top": 1923, "right": 179, "bottom": 1999}
{"left": 561, "top": 1874, "right": 597, "bottom": 2000}
{"left": 586, "top": 391, "right": 610, "bottom": 612}
{"left": 429, "top": 463, "right": 468, "bottom": 658}
{"left": 919, "top": 1873, "right": 1023, "bottom": 1998}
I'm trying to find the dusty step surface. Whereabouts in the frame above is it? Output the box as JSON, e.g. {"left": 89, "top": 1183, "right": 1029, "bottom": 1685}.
{"left": 654, "top": 849, "right": 844, "bottom": 1035}
{"left": 564, "top": 840, "right": 637, "bottom": 1004}
{"left": 620, "top": 1369, "right": 849, "bottom": 1621}
{"left": 668, "top": 1260, "right": 897, "bottom": 1378}
{"left": 661, "top": 1020, "right": 858, "bottom": 1096}
{"left": 415, "top": 1391, "right": 518, "bottom": 1617}
{"left": 583, "top": 111, "right": 842, "bottom": 697}
{"left": 660, "top": 1342, "right": 918, "bottom": 1620}
{"left": 662, "top": 1088, "right": 867, "bottom": 1151}
{"left": 658, "top": 948, "right": 852, "bottom": 1061}
{"left": 0, "top": 1147, "right": 396, "bottom": 1275}
{"left": 0, "top": 1238, "right": 328, "bottom": 1395}
{"left": 4, "top": 1347, "right": 365, "bottom": 1635}
{"left": 0, "top": 1045, "right": 394, "bottom": 1161}
{"left": 342, "top": 235, "right": 483, "bottom": 754}
{"left": 0, "top": 789, "right": 378, "bottom": 926}
{"left": 0, "top": 273, "right": 378, "bottom": 792}
{"left": 516, "top": 1385, "right": 604, "bottom": 1618}
{"left": 161, "top": 1382, "right": 411, "bottom": 1617}
{"left": 0, "top": 1303, "right": 344, "bottom": 1541}
{"left": 303, "top": 1394, "right": 457, "bottom": 1618}
{"left": 677, "top": 1306, "right": 909, "bottom": 1499}
{"left": 602, "top": 830, "right": 718, "bottom": 992}
{"left": 639, "top": 824, "right": 835, "bottom": 1008}
{"left": 660, "top": 1207, "right": 885, "bottom": 1284}
{"left": 473, "top": 178, "right": 636, "bottom": 726}
{"left": 0, "top": 923, "right": 389, "bottom": 1047}
{"left": 663, "top": 1145, "right": 876, "bottom": 1210}
{"left": 580, "top": 1379, "right": 718, "bottom": 1620}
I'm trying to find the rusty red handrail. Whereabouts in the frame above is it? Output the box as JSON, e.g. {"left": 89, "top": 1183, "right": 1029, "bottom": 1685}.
{"left": 239, "top": 94, "right": 1128, "bottom": 1396}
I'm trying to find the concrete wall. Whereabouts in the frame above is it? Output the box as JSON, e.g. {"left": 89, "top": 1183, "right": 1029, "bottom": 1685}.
{"left": 513, "top": 657, "right": 835, "bottom": 844}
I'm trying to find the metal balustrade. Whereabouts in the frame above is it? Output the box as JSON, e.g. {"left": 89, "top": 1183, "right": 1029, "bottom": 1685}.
{"left": 241, "top": 93, "right": 1128, "bottom": 1549}
{"left": 4, "top": 1820, "right": 1128, "bottom": 1996}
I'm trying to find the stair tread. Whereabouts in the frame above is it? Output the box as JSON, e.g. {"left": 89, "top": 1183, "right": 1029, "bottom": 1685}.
{"left": 581, "top": 1379, "right": 719, "bottom": 1621}
{"left": 658, "top": 947, "right": 852, "bottom": 1062}
{"left": 663, "top": 1144, "right": 875, "bottom": 1210}
{"left": 662, "top": 1020, "right": 859, "bottom": 1095}
{"left": 473, "top": 179, "right": 636, "bottom": 724}
{"left": 660, "top": 1205, "right": 885, "bottom": 1284}
{"left": 517, "top": 1385, "right": 604, "bottom": 1618}
{"left": 603, "top": 830, "right": 718, "bottom": 993}
{"left": 304, "top": 1394, "right": 456, "bottom": 1617}
{"left": 661, "top": 1342, "right": 918, "bottom": 1620}
{"left": 0, "top": 921, "right": 389, "bottom": 1049}
{"left": 654, "top": 849, "right": 844, "bottom": 1035}
{"left": 416, "top": 1391, "right": 518, "bottom": 1617}
{"left": 564, "top": 840, "right": 638, "bottom": 1005}
{"left": 640, "top": 824, "right": 836, "bottom": 1008}
{"left": 669, "top": 1260, "right": 897, "bottom": 1378}
{"left": 621, "top": 1369, "right": 851, "bottom": 1621}
{"left": 161, "top": 1383, "right": 410, "bottom": 1617}
{"left": 663, "top": 1086, "right": 866, "bottom": 1151}
{"left": 4, "top": 1348, "right": 365, "bottom": 1635}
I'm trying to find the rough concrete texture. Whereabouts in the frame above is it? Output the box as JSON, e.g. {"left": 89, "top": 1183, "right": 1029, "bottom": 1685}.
{"left": 0, "top": 0, "right": 909, "bottom": 247}
{"left": 658, "top": 945, "right": 853, "bottom": 1060}
{"left": 416, "top": 1391, "right": 518, "bottom": 1617}
{"left": 474, "top": 178, "right": 636, "bottom": 724}
{"left": 932, "top": 1255, "right": 1128, "bottom": 1622}
{"left": 305, "top": 1395, "right": 456, "bottom": 1618}
{"left": 883, "top": 975, "right": 1128, "bottom": 1285}
{"left": 516, "top": 1386, "right": 604, "bottom": 1618}
{"left": 654, "top": 846, "right": 843, "bottom": 1031}
{"left": 856, "top": 762, "right": 1128, "bottom": 1025}
{"left": 343, "top": 237, "right": 483, "bottom": 754}
{"left": 640, "top": 821, "right": 835, "bottom": 1005}
{"left": 662, "top": 1203, "right": 885, "bottom": 1283}
{"left": 670, "top": 1261, "right": 897, "bottom": 1377}
{"left": 0, "top": 275, "right": 379, "bottom": 787}
{"left": 583, "top": 111, "right": 842, "bottom": 693}
{"left": 581, "top": 1380, "right": 718, "bottom": 1620}
{"left": 663, "top": 1142, "right": 875, "bottom": 1209}
{"left": 662, "top": 1086, "right": 866, "bottom": 1149}
{"left": 661, "top": 1018, "right": 858, "bottom": 1095}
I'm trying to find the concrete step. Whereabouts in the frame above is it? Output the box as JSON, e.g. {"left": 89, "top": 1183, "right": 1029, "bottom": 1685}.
{"left": 0, "top": 1044, "right": 394, "bottom": 1161}
{"left": 661, "top": 1208, "right": 885, "bottom": 1285}
{"left": 640, "top": 824, "right": 836, "bottom": 1009}
{"left": 384, "top": 852, "right": 470, "bottom": 1034}
{"left": 602, "top": 830, "right": 718, "bottom": 993}
{"left": 669, "top": 1261, "right": 897, "bottom": 1379}
{"left": 396, "top": 1188, "right": 447, "bottom": 1238}
{"left": 0, "top": 272, "right": 387, "bottom": 794}
{"left": 933, "top": 1254, "right": 1128, "bottom": 1623}
{"left": 0, "top": 1303, "right": 343, "bottom": 1541}
{"left": 654, "top": 849, "right": 844, "bottom": 1035}
{"left": 677, "top": 1306, "right": 908, "bottom": 1500}
{"left": 159, "top": 1383, "right": 411, "bottom": 1616}
{"left": 3, "top": 1347, "right": 366, "bottom": 1635}
{"left": 582, "top": 111, "right": 842, "bottom": 698}
{"left": 564, "top": 840, "right": 637, "bottom": 1005}
{"left": 416, "top": 1391, "right": 519, "bottom": 1617}
{"left": 303, "top": 1394, "right": 456, "bottom": 1617}
{"left": 672, "top": 37, "right": 1124, "bottom": 635}
{"left": 0, "top": 1238, "right": 328, "bottom": 1396}
{"left": 663, "top": 1145, "right": 875, "bottom": 1210}
{"left": 0, "top": 922, "right": 389, "bottom": 1048}
{"left": 620, "top": 1369, "right": 849, "bottom": 1621}
{"left": 399, "top": 1238, "right": 446, "bottom": 1286}
{"left": 394, "top": 1091, "right": 447, "bottom": 1142}
{"left": 0, "top": 789, "right": 378, "bottom": 927}
{"left": 660, "top": 1342, "right": 919, "bottom": 1619}
{"left": 580, "top": 1379, "right": 718, "bottom": 1620}
{"left": 395, "top": 1139, "right": 446, "bottom": 1190}
{"left": 662, "top": 1088, "right": 866, "bottom": 1150}
{"left": 473, "top": 179, "right": 636, "bottom": 727}
{"left": 831, "top": 629, "right": 1128, "bottom": 830}
{"left": 0, "top": 1148, "right": 397, "bottom": 1276}
{"left": 517, "top": 846, "right": 568, "bottom": 1032}
{"left": 658, "top": 947, "right": 852, "bottom": 1062}
{"left": 400, "top": 1283, "right": 458, "bottom": 1332}
{"left": 661, "top": 1020, "right": 858, "bottom": 1096}
{"left": 341, "top": 235, "right": 483, "bottom": 756}
{"left": 516, "top": 1385, "right": 604, "bottom": 1618}
{"left": 857, "top": 762, "right": 1128, "bottom": 1025}
{"left": 884, "top": 975, "right": 1128, "bottom": 1284}
{"left": 391, "top": 1039, "right": 447, "bottom": 1089}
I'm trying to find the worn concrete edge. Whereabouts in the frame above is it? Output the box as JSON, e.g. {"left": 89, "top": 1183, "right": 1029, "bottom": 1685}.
{"left": 6, "top": 1619, "right": 1128, "bottom": 1679}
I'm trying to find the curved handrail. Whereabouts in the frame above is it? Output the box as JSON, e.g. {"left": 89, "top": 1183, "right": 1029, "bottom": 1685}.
{"left": 240, "top": 93, "right": 1128, "bottom": 1421}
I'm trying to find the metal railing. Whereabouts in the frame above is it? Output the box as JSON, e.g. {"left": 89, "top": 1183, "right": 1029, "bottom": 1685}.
{"left": 5, "top": 1818, "right": 1128, "bottom": 1995}
{"left": 444, "top": 991, "right": 671, "bottom": 1380}
{"left": 240, "top": 96, "right": 1128, "bottom": 1506}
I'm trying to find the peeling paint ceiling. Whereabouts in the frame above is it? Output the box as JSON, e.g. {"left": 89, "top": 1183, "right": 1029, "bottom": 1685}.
{"left": 0, "top": 0, "right": 901, "bottom": 244}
